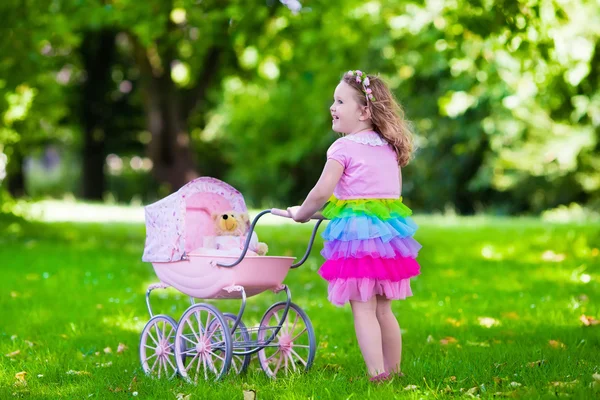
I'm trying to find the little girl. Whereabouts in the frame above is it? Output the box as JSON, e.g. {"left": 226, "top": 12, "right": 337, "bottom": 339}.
{"left": 274, "top": 70, "right": 421, "bottom": 382}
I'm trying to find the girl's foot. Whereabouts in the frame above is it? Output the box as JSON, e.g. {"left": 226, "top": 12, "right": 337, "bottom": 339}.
{"left": 369, "top": 372, "right": 391, "bottom": 383}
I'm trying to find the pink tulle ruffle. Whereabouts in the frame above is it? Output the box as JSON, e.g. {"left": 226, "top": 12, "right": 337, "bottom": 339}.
{"left": 319, "top": 256, "right": 420, "bottom": 281}
{"left": 326, "top": 278, "right": 413, "bottom": 306}
{"left": 321, "top": 236, "right": 422, "bottom": 260}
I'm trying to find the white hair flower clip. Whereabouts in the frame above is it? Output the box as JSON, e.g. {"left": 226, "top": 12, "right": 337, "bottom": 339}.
{"left": 348, "top": 70, "right": 375, "bottom": 102}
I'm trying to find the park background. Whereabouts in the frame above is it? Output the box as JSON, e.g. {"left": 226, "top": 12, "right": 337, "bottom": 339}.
{"left": 1, "top": 0, "right": 599, "bottom": 398}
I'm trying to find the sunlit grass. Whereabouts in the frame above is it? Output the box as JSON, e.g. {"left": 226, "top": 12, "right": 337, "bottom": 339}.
{"left": 1, "top": 204, "right": 599, "bottom": 399}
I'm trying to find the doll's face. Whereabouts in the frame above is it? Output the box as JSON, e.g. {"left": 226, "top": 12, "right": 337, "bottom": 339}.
{"left": 213, "top": 212, "right": 249, "bottom": 235}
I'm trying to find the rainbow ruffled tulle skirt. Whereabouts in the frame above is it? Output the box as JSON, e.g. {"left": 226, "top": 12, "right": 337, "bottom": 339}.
{"left": 318, "top": 197, "right": 421, "bottom": 306}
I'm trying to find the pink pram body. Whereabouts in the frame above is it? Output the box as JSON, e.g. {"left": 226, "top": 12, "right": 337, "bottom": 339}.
{"left": 140, "top": 177, "right": 321, "bottom": 382}
{"left": 150, "top": 255, "right": 294, "bottom": 299}
{"left": 142, "top": 177, "right": 294, "bottom": 299}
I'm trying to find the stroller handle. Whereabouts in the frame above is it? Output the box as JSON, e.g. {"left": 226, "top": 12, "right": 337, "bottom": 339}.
{"left": 216, "top": 209, "right": 326, "bottom": 269}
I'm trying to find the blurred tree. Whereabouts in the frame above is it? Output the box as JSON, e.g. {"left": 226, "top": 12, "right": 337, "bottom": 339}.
{"left": 80, "top": 29, "right": 118, "bottom": 199}
{"left": 1, "top": 0, "right": 598, "bottom": 214}
{"left": 101, "top": 0, "right": 291, "bottom": 191}
{"left": 1, "top": 0, "right": 288, "bottom": 196}
{"left": 0, "top": 0, "right": 76, "bottom": 199}
{"left": 216, "top": 0, "right": 599, "bottom": 213}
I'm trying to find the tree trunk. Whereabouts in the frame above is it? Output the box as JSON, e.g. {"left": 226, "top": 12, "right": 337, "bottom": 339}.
{"left": 80, "top": 29, "right": 117, "bottom": 200}
{"left": 127, "top": 4, "right": 236, "bottom": 193}
{"left": 6, "top": 148, "right": 25, "bottom": 198}
{"left": 132, "top": 39, "right": 227, "bottom": 192}
{"left": 139, "top": 65, "right": 199, "bottom": 192}
{"left": 455, "top": 135, "right": 489, "bottom": 214}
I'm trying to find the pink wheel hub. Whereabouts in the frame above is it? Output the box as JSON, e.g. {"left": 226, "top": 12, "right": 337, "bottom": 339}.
{"left": 155, "top": 339, "right": 170, "bottom": 357}
{"left": 278, "top": 335, "right": 293, "bottom": 352}
{"left": 195, "top": 340, "right": 211, "bottom": 355}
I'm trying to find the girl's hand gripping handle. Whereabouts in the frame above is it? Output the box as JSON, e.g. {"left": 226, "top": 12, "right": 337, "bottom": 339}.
{"left": 270, "top": 208, "right": 325, "bottom": 221}
{"left": 270, "top": 208, "right": 292, "bottom": 218}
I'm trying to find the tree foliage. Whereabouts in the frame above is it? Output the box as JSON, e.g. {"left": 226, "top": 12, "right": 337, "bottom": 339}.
{"left": 0, "top": 0, "right": 598, "bottom": 214}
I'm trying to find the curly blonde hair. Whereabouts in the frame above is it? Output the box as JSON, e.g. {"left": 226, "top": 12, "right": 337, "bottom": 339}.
{"left": 342, "top": 72, "right": 415, "bottom": 167}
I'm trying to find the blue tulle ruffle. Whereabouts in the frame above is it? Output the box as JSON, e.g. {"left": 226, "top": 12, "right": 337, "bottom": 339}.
{"left": 322, "top": 214, "right": 418, "bottom": 242}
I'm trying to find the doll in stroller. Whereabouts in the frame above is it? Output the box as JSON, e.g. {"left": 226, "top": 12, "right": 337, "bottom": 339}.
{"left": 140, "top": 177, "right": 324, "bottom": 382}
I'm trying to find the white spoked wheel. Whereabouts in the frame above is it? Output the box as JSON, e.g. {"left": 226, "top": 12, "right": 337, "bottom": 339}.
{"left": 174, "top": 303, "right": 232, "bottom": 382}
{"left": 257, "top": 302, "right": 316, "bottom": 378}
{"left": 139, "top": 315, "right": 178, "bottom": 379}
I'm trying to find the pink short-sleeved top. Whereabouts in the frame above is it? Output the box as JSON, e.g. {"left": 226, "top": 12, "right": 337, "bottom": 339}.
{"left": 327, "top": 130, "right": 400, "bottom": 200}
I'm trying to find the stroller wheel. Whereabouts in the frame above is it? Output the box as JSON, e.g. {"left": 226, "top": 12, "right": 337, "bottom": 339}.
{"left": 220, "top": 313, "right": 252, "bottom": 374}
{"left": 174, "top": 303, "right": 233, "bottom": 382}
{"left": 257, "top": 302, "right": 316, "bottom": 379}
{"left": 139, "top": 315, "right": 178, "bottom": 379}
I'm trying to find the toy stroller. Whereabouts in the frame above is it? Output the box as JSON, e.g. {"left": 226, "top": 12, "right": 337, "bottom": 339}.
{"left": 140, "top": 177, "right": 324, "bottom": 382}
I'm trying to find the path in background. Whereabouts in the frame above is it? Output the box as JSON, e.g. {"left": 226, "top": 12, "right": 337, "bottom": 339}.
{"left": 22, "top": 200, "right": 298, "bottom": 225}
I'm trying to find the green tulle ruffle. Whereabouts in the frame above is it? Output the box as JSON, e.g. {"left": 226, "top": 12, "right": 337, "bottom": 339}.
{"left": 322, "top": 196, "right": 412, "bottom": 220}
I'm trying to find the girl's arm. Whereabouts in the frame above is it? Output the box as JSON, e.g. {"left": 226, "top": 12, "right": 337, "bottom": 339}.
{"left": 288, "top": 159, "right": 344, "bottom": 222}
{"left": 399, "top": 166, "right": 403, "bottom": 196}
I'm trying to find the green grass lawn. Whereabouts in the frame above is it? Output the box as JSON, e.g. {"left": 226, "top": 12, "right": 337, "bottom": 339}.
{"left": 1, "top": 208, "right": 599, "bottom": 399}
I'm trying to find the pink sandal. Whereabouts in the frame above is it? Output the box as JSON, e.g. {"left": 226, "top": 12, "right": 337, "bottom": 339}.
{"left": 370, "top": 372, "right": 391, "bottom": 383}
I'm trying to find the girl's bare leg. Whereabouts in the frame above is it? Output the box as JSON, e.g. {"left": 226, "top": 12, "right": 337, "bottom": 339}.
{"left": 375, "top": 295, "right": 402, "bottom": 373}
{"left": 350, "top": 297, "right": 385, "bottom": 376}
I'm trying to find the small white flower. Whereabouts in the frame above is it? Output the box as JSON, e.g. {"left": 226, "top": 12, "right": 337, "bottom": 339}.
{"left": 133, "top": 392, "right": 138, "bottom": 396}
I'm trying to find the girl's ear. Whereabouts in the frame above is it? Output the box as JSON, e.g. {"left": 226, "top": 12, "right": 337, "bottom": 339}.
{"left": 359, "top": 105, "right": 371, "bottom": 121}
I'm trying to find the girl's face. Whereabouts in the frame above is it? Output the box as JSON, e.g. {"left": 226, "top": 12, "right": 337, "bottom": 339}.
{"left": 330, "top": 81, "right": 366, "bottom": 134}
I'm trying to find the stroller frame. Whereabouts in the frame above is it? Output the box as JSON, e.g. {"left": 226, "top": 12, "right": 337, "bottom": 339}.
{"left": 140, "top": 209, "right": 324, "bottom": 382}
